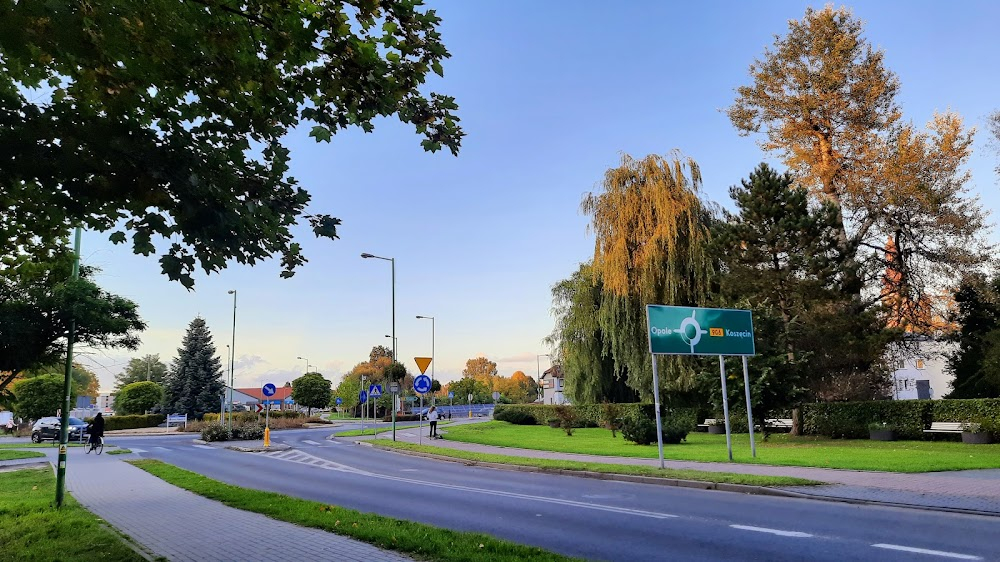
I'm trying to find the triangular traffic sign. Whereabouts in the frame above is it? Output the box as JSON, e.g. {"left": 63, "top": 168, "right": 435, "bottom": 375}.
{"left": 414, "top": 356, "right": 433, "bottom": 374}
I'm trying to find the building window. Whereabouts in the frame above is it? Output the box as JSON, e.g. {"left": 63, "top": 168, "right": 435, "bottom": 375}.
{"left": 915, "top": 359, "right": 925, "bottom": 370}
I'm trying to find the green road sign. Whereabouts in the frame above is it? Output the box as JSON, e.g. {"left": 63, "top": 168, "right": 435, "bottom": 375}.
{"left": 646, "top": 305, "right": 755, "bottom": 356}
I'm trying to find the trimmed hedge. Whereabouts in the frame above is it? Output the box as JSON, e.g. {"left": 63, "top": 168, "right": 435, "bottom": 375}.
{"left": 204, "top": 410, "right": 305, "bottom": 423}
{"left": 493, "top": 404, "right": 701, "bottom": 430}
{"left": 86, "top": 414, "right": 165, "bottom": 431}
{"left": 801, "top": 398, "right": 1000, "bottom": 439}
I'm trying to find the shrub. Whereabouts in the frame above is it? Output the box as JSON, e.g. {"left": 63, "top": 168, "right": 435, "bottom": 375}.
{"left": 494, "top": 409, "right": 537, "bottom": 425}
{"left": 621, "top": 416, "right": 658, "bottom": 445}
{"left": 100, "top": 414, "right": 165, "bottom": 431}
{"left": 552, "top": 405, "right": 577, "bottom": 436}
{"left": 233, "top": 423, "right": 265, "bottom": 440}
{"left": 661, "top": 418, "right": 691, "bottom": 444}
{"left": 386, "top": 414, "right": 420, "bottom": 422}
{"left": 201, "top": 424, "right": 232, "bottom": 442}
{"left": 600, "top": 402, "right": 624, "bottom": 438}
{"left": 802, "top": 398, "right": 1000, "bottom": 440}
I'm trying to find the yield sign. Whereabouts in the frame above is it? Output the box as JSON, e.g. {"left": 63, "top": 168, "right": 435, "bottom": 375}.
{"left": 414, "top": 357, "right": 433, "bottom": 374}
{"left": 256, "top": 404, "right": 264, "bottom": 413}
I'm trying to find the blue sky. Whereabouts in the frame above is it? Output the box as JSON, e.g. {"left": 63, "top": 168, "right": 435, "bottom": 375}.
{"left": 77, "top": 1, "right": 1000, "bottom": 393}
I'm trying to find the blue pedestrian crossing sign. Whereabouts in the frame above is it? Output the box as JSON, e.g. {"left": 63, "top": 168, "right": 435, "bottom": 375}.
{"left": 413, "top": 374, "right": 432, "bottom": 394}
{"left": 335, "top": 397, "right": 343, "bottom": 406}
{"left": 368, "top": 384, "right": 383, "bottom": 398}
{"left": 359, "top": 390, "right": 368, "bottom": 404}
{"left": 448, "top": 391, "right": 454, "bottom": 399}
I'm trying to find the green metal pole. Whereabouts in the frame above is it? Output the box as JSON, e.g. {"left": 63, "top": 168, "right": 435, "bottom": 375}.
{"left": 56, "top": 227, "right": 82, "bottom": 507}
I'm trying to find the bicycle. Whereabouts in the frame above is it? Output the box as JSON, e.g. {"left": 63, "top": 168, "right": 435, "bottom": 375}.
{"left": 86, "top": 435, "right": 104, "bottom": 455}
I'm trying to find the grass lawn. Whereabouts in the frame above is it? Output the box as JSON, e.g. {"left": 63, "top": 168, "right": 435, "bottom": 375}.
{"left": 130, "top": 459, "right": 575, "bottom": 562}
{"left": 0, "top": 468, "right": 147, "bottom": 561}
{"left": 337, "top": 420, "right": 453, "bottom": 438}
{"left": 444, "top": 422, "right": 1000, "bottom": 473}
{"left": 106, "top": 449, "right": 132, "bottom": 455}
{"left": 0, "top": 450, "right": 45, "bottom": 461}
{"left": 371, "top": 441, "right": 821, "bottom": 487}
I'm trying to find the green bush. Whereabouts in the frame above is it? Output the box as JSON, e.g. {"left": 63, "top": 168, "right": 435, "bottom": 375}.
{"left": 662, "top": 418, "right": 692, "bottom": 444}
{"left": 233, "top": 423, "right": 264, "bottom": 440}
{"left": 802, "top": 398, "right": 1000, "bottom": 439}
{"left": 200, "top": 424, "right": 231, "bottom": 442}
{"left": 621, "top": 416, "right": 658, "bottom": 445}
{"left": 494, "top": 409, "right": 537, "bottom": 425}
{"left": 99, "top": 414, "right": 165, "bottom": 431}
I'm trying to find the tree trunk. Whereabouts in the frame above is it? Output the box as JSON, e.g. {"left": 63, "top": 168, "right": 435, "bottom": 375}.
{"left": 791, "top": 408, "right": 802, "bottom": 436}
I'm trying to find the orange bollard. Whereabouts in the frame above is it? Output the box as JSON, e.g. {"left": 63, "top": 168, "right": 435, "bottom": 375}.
{"left": 263, "top": 427, "right": 271, "bottom": 448}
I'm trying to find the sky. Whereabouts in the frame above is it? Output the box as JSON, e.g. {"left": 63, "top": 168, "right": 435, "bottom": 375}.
{"left": 74, "top": 0, "right": 1000, "bottom": 393}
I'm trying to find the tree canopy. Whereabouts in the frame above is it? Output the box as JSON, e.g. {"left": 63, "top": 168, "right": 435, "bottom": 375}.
{"left": 114, "top": 354, "right": 168, "bottom": 389}
{"left": 291, "top": 373, "right": 331, "bottom": 416}
{"left": 13, "top": 374, "right": 75, "bottom": 421}
{"left": 0, "top": 0, "right": 463, "bottom": 287}
{"left": 0, "top": 248, "right": 144, "bottom": 393}
{"left": 163, "top": 317, "right": 225, "bottom": 418}
{"left": 114, "top": 381, "right": 163, "bottom": 415}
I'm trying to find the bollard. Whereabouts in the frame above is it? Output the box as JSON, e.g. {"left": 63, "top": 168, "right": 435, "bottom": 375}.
{"left": 263, "top": 427, "right": 270, "bottom": 448}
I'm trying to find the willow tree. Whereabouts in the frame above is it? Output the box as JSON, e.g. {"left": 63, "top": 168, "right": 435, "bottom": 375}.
{"left": 581, "top": 152, "right": 715, "bottom": 397}
{"left": 546, "top": 264, "right": 637, "bottom": 404}
{"left": 729, "top": 6, "right": 989, "bottom": 330}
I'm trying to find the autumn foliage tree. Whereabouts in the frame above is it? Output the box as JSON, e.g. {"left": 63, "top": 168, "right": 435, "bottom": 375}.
{"left": 728, "top": 6, "right": 989, "bottom": 329}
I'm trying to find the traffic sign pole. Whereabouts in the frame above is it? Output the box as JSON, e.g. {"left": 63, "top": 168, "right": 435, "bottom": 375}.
{"left": 743, "top": 356, "right": 756, "bottom": 458}
{"left": 650, "top": 354, "right": 665, "bottom": 469}
{"left": 719, "top": 355, "right": 733, "bottom": 462}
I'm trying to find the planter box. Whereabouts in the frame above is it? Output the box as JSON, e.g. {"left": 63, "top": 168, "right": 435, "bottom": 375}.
{"left": 708, "top": 425, "right": 726, "bottom": 434}
{"left": 869, "top": 429, "right": 896, "bottom": 441}
{"left": 962, "top": 431, "right": 994, "bottom": 445}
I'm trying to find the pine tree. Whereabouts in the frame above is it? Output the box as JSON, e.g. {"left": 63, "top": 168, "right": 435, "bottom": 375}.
{"left": 163, "top": 317, "right": 225, "bottom": 419}
{"left": 947, "top": 276, "right": 1000, "bottom": 398}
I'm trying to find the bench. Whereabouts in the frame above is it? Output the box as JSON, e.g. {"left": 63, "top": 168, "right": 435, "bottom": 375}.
{"left": 764, "top": 418, "right": 793, "bottom": 432}
{"left": 696, "top": 418, "right": 719, "bottom": 431}
{"left": 923, "top": 422, "right": 964, "bottom": 435}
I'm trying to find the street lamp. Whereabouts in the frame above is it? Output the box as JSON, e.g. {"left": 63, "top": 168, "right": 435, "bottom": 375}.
{"left": 416, "top": 315, "right": 435, "bottom": 387}
{"left": 537, "top": 354, "right": 551, "bottom": 403}
{"left": 360, "top": 253, "right": 395, "bottom": 362}
{"left": 228, "top": 290, "right": 237, "bottom": 431}
{"left": 297, "top": 356, "right": 311, "bottom": 374}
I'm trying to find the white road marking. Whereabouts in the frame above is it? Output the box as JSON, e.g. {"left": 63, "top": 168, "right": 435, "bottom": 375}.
{"left": 399, "top": 469, "right": 419, "bottom": 472}
{"left": 261, "top": 450, "right": 678, "bottom": 520}
{"left": 730, "top": 525, "right": 813, "bottom": 538}
{"left": 154, "top": 447, "right": 169, "bottom": 451}
{"left": 302, "top": 440, "right": 321, "bottom": 446}
{"left": 128, "top": 448, "right": 147, "bottom": 454}
{"left": 191, "top": 444, "right": 214, "bottom": 450}
{"left": 872, "top": 544, "right": 982, "bottom": 560}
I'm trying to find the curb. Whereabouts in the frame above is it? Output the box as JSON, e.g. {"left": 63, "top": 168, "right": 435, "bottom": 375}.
{"left": 360, "top": 441, "right": 803, "bottom": 498}
{"left": 224, "top": 444, "right": 292, "bottom": 452}
{"left": 361, "top": 442, "right": 1000, "bottom": 516}
{"left": 0, "top": 460, "right": 50, "bottom": 473}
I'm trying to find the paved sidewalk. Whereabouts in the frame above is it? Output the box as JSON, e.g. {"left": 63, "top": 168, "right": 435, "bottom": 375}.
{"left": 3, "top": 449, "right": 411, "bottom": 562}
{"left": 358, "top": 423, "right": 1000, "bottom": 515}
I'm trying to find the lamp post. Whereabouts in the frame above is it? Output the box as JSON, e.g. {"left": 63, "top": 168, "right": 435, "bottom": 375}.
{"left": 537, "top": 354, "right": 551, "bottom": 403}
{"left": 416, "top": 315, "right": 435, "bottom": 400}
{"left": 227, "top": 290, "right": 237, "bottom": 431}
{"left": 384, "top": 334, "right": 397, "bottom": 351}
{"left": 297, "top": 356, "right": 311, "bottom": 374}
{"left": 361, "top": 253, "right": 395, "bottom": 361}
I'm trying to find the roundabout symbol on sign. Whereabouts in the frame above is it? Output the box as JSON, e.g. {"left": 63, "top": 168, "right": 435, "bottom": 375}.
{"left": 673, "top": 311, "right": 708, "bottom": 354}
{"left": 413, "top": 374, "right": 432, "bottom": 395}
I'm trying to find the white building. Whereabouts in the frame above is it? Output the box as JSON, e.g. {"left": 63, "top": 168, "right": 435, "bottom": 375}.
{"left": 891, "top": 339, "right": 954, "bottom": 400}
{"left": 539, "top": 365, "right": 570, "bottom": 405}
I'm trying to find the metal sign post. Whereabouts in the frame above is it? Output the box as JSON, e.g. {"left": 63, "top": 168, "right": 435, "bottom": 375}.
{"left": 646, "top": 305, "right": 756, "bottom": 466}
{"left": 413, "top": 374, "right": 432, "bottom": 446}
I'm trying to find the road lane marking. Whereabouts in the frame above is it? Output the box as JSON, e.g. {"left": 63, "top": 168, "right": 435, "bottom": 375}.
{"left": 154, "top": 447, "right": 169, "bottom": 451}
{"left": 872, "top": 544, "right": 982, "bottom": 560}
{"left": 191, "top": 444, "right": 214, "bottom": 449}
{"left": 730, "top": 525, "right": 812, "bottom": 538}
{"left": 260, "top": 450, "right": 678, "bottom": 520}
{"left": 303, "top": 440, "right": 321, "bottom": 446}
{"left": 129, "top": 448, "right": 147, "bottom": 453}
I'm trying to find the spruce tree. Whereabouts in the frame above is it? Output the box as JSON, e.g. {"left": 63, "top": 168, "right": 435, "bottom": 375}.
{"left": 164, "top": 317, "right": 225, "bottom": 419}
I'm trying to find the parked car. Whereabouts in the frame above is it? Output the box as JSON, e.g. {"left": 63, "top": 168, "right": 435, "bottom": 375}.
{"left": 31, "top": 417, "right": 88, "bottom": 443}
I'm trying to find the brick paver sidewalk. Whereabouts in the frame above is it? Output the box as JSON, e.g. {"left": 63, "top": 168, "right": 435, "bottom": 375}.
{"left": 26, "top": 449, "right": 412, "bottom": 562}
{"left": 363, "top": 424, "right": 1000, "bottom": 514}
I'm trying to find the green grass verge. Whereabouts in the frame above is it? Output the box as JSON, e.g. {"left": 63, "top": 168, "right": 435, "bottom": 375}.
{"left": 371, "top": 441, "right": 820, "bottom": 487}
{"left": 337, "top": 420, "right": 454, "bottom": 438}
{"left": 444, "top": 422, "right": 1000, "bottom": 473}
{"left": 0, "top": 450, "right": 45, "bottom": 461}
{"left": 106, "top": 449, "right": 131, "bottom": 455}
{"left": 0, "top": 468, "right": 146, "bottom": 561}
{"left": 0, "top": 442, "right": 85, "bottom": 449}
{"left": 129, "top": 460, "right": 574, "bottom": 562}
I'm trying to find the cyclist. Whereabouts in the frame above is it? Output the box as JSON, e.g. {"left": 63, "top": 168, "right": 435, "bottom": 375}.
{"left": 87, "top": 412, "right": 105, "bottom": 451}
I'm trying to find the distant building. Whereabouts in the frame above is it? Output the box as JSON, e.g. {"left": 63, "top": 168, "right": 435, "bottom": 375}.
{"left": 236, "top": 386, "right": 296, "bottom": 411}
{"left": 539, "top": 365, "right": 569, "bottom": 405}
{"left": 97, "top": 393, "right": 115, "bottom": 412}
{"left": 891, "top": 339, "right": 954, "bottom": 400}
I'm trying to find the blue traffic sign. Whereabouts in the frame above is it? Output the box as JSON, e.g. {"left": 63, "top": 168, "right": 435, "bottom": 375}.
{"left": 368, "top": 384, "right": 383, "bottom": 398}
{"left": 448, "top": 391, "right": 455, "bottom": 399}
{"left": 262, "top": 383, "right": 277, "bottom": 397}
{"left": 335, "top": 397, "right": 343, "bottom": 405}
{"left": 359, "top": 390, "right": 368, "bottom": 404}
{"left": 413, "top": 374, "right": 432, "bottom": 394}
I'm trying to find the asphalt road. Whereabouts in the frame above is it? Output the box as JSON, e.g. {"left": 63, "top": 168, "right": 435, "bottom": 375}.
{"left": 109, "top": 428, "right": 999, "bottom": 562}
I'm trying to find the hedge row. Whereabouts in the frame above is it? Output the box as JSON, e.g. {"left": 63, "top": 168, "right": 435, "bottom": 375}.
{"left": 83, "top": 414, "right": 165, "bottom": 431}
{"left": 493, "top": 404, "right": 701, "bottom": 428}
{"left": 203, "top": 410, "right": 304, "bottom": 423}
{"left": 802, "top": 398, "right": 1000, "bottom": 439}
